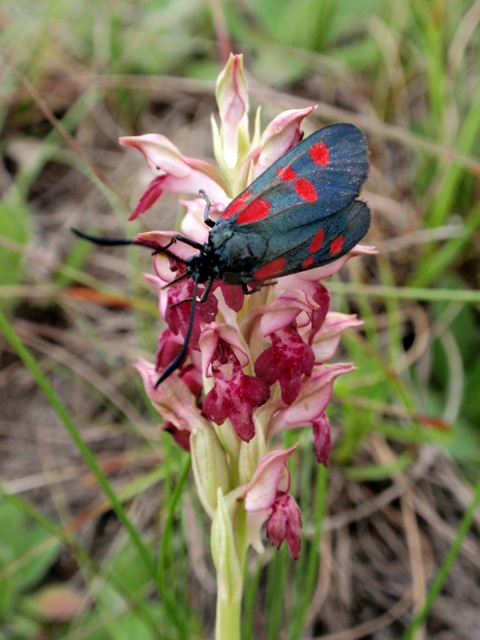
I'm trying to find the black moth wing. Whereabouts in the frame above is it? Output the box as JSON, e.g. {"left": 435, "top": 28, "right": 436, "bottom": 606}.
{"left": 253, "top": 199, "right": 370, "bottom": 281}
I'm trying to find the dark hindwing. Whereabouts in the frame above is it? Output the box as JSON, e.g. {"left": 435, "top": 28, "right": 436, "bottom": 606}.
{"left": 252, "top": 200, "right": 370, "bottom": 281}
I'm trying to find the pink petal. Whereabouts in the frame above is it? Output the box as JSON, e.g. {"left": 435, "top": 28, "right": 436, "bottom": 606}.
{"left": 120, "top": 134, "right": 192, "bottom": 175}
{"left": 255, "top": 105, "right": 317, "bottom": 175}
{"left": 134, "top": 358, "right": 206, "bottom": 433}
{"left": 269, "top": 363, "right": 355, "bottom": 436}
{"left": 244, "top": 446, "right": 297, "bottom": 512}
{"left": 259, "top": 291, "right": 314, "bottom": 337}
{"left": 121, "top": 134, "right": 225, "bottom": 184}
{"left": 136, "top": 229, "right": 197, "bottom": 261}
{"left": 199, "top": 324, "right": 250, "bottom": 379}
{"left": 312, "top": 313, "right": 363, "bottom": 362}
{"left": 179, "top": 197, "right": 214, "bottom": 244}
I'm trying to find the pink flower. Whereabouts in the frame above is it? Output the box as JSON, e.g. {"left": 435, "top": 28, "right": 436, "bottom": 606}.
{"left": 200, "top": 324, "right": 270, "bottom": 442}
{"left": 121, "top": 53, "right": 375, "bottom": 558}
{"left": 243, "top": 447, "right": 302, "bottom": 559}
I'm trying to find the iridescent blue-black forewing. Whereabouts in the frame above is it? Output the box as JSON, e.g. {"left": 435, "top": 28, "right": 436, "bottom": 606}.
{"left": 218, "top": 123, "right": 368, "bottom": 235}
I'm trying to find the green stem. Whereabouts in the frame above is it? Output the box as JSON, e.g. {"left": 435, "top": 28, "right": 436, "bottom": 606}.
{"left": 215, "top": 589, "right": 243, "bottom": 640}
{"left": 212, "top": 496, "right": 248, "bottom": 640}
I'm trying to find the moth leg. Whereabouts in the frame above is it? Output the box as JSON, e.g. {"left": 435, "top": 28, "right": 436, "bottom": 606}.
{"left": 170, "top": 234, "right": 204, "bottom": 251}
{"left": 169, "top": 277, "right": 213, "bottom": 308}
{"left": 241, "top": 280, "right": 277, "bottom": 295}
{"left": 199, "top": 277, "right": 214, "bottom": 302}
{"left": 199, "top": 189, "right": 215, "bottom": 228}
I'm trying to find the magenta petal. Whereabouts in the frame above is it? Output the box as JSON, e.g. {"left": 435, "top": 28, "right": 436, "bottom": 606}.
{"left": 128, "top": 175, "right": 165, "bottom": 220}
{"left": 255, "top": 326, "right": 315, "bottom": 405}
{"left": 313, "top": 413, "right": 332, "bottom": 466}
{"left": 164, "top": 280, "right": 201, "bottom": 348}
{"left": 164, "top": 280, "right": 218, "bottom": 350}
{"left": 155, "top": 328, "right": 183, "bottom": 371}
{"left": 202, "top": 344, "right": 270, "bottom": 442}
{"left": 266, "top": 493, "right": 302, "bottom": 559}
{"left": 217, "top": 282, "right": 245, "bottom": 312}
{"left": 163, "top": 421, "right": 192, "bottom": 452}
{"left": 203, "top": 369, "right": 270, "bottom": 442}
{"left": 310, "top": 284, "right": 331, "bottom": 339}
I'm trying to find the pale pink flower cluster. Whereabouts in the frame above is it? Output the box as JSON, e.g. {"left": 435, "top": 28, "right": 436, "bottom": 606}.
{"left": 121, "top": 54, "right": 374, "bottom": 558}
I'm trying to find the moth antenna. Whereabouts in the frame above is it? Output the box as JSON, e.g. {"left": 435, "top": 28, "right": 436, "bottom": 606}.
{"left": 72, "top": 228, "right": 188, "bottom": 263}
{"left": 72, "top": 228, "right": 155, "bottom": 250}
{"left": 161, "top": 272, "right": 189, "bottom": 290}
{"left": 155, "top": 276, "right": 201, "bottom": 386}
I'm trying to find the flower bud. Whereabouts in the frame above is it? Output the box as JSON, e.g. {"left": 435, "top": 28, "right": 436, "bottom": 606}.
{"left": 190, "top": 427, "right": 230, "bottom": 518}
{"left": 215, "top": 53, "right": 249, "bottom": 170}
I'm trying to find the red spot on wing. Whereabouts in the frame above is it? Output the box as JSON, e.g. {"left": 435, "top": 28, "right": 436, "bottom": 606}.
{"left": 254, "top": 256, "right": 287, "bottom": 280}
{"left": 221, "top": 190, "right": 252, "bottom": 219}
{"left": 277, "top": 166, "right": 296, "bottom": 182}
{"left": 329, "top": 235, "right": 344, "bottom": 255}
{"left": 294, "top": 178, "right": 318, "bottom": 202}
{"left": 236, "top": 198, "right": 271, "bottom": 225}
{"left": 309, "top": 228, "right": 325, "bottom": 252}
{"left": 310, "top": 142, "right": 330, "bottom": 166}
{"left": 302, "top": 255, "right": 314, "bottom": 269}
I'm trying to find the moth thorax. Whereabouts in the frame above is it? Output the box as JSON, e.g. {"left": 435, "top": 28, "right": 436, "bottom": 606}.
{"left": 216, "top": 232, "right": 268, "bottom": 272}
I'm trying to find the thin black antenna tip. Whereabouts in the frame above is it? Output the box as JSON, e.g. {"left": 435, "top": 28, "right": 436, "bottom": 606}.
{"left": 71, "top": 228, "right": 136, "bottom": 246}
{"left": 154, "top": 277, "right": 201, "bottom": 387}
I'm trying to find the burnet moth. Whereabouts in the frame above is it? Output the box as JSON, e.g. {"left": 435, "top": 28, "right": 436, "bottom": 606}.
{"left": 74, "top": 123, "right": 370, "bottom": 384}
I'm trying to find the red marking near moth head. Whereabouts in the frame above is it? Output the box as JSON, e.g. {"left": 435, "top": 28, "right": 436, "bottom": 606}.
{"left": 309, "top": 228, "right": 325, "bottom": 253}
{"left": 294, "top": 178, "right": 318, "bottom": 202}
{"left": 236, "top": 198, "right": 271, "bottom": 225}
{"left": 302, "top": 255, "right": 314, "bottom": 269}
{"left": 310, "top": 141, "right": 330, "bottom": 166}
{"left": 254, "top": 256, "right": 287, "bottom": 280}
{"left": 329, "top": 235, "right": 344, "bottom": 255}
{"left": 277, "top": 166, "right": 296, "bottom": 182}
{"left": 222, "top": 190, "right": 252, "bottom": 219}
